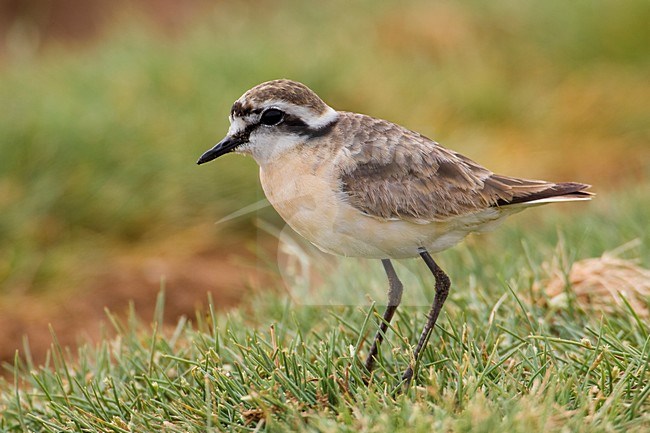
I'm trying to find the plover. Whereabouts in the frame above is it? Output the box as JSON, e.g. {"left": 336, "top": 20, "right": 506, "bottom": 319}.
{"left": 197, "top": 79, "right": 592, "bottom": 383}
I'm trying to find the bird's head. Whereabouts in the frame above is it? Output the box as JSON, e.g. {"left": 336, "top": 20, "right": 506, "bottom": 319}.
{"left": 197, "top": 79, "right": 339, "bottom": 165}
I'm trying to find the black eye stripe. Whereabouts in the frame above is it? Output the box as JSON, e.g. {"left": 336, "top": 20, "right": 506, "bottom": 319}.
{"left": 241, "top": 110, "right": 339, "bottom": 141}
{"left": 281, "top": 114, "right": 308, "bottom": 129}
{"left": 232, "top": 123, "right": 256, "bottom": 144}
{"left": 302, "top": 118, "right": 338, "bottom": 139}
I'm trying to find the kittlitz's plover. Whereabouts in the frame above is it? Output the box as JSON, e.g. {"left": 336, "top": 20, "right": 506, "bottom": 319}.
{"left": 197, "top": 79, "right": 592, "bottom": 383}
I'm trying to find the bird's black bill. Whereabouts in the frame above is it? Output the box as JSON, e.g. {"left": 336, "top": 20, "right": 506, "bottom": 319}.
{"left": 196, "top": 136, "right": 244, "bottom": 165}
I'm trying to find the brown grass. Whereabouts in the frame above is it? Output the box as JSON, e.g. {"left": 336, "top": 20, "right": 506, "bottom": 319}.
{"left": 536, "top": 240, "right": 650, "bottom": 318}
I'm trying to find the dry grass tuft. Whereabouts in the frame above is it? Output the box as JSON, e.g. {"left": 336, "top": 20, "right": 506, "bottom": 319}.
{"left": 536, "top": 240, "right": 650, "bottom": 318}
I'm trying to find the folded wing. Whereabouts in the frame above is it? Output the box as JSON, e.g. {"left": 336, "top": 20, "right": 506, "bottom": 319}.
{"left": 337, "top": 114, "right": 592, "bottom": 223}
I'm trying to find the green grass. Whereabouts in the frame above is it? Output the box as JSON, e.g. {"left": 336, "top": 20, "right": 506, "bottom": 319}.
{"left": 1, "top": 187, "right": 649, "bottom": 432}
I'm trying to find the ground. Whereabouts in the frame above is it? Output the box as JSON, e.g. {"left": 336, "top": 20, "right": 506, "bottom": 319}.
{"left": 0, "top": 230, "right": 272, "bottom": 370}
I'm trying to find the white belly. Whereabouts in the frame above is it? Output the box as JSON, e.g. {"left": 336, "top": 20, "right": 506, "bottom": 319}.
{"left": 259, "top": 153, "right": 507, "bottom": 259}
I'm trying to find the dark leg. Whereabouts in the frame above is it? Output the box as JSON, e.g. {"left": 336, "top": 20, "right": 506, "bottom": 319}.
{"left": 364, "top": 259, "right": 404, "bottom": 373}
{"left": 401, "top": 249, "right": 451, "bottom": 384}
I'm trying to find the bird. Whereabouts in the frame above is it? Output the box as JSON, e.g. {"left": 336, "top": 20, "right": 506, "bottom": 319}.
{"left": 197, "top": 79, "right": 592, "bottom": 384}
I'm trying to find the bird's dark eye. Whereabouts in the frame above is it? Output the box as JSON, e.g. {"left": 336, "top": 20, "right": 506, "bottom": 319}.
{"left": 260, "top": 108, "right": 284, "bottom": 126}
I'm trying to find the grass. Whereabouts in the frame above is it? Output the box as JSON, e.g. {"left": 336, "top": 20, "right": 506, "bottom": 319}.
{"left": 1, "top": 186, "right": 649, "bottom": 432}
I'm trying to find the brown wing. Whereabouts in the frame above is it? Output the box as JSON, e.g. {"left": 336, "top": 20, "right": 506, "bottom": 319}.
{"left": 336, "top": 113, "right": 591, "bottom": 222}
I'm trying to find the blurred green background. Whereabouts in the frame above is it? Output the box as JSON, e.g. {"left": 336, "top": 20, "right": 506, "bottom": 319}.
{"left": 0, "top": 0, "right": 648, "bottom": 365}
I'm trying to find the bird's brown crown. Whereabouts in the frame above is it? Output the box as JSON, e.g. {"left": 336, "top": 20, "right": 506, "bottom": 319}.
{"left": 232, "top": 79, "right": 329, "bottom": 117}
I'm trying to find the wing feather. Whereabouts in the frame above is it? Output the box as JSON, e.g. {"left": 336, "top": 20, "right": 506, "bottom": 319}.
{"left": 335, "top": 113, "right": 591, "bottom": 223}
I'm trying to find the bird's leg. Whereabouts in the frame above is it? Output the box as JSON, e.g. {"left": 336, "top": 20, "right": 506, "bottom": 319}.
{"left": 401, "top": 249, "right": 451, "bottom": 384}
{"left": 364, "top": 259, "right": 404, "bottom": 374}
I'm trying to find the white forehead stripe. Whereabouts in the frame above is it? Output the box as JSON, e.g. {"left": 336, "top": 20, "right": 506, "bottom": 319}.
{"left": 309, "top": 106, "right": 339, "bottom": 129}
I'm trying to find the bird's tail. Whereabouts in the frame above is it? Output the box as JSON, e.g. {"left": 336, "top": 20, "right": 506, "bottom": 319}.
{"left": 487, "top": 175, "right": 593, "bottom": 207}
